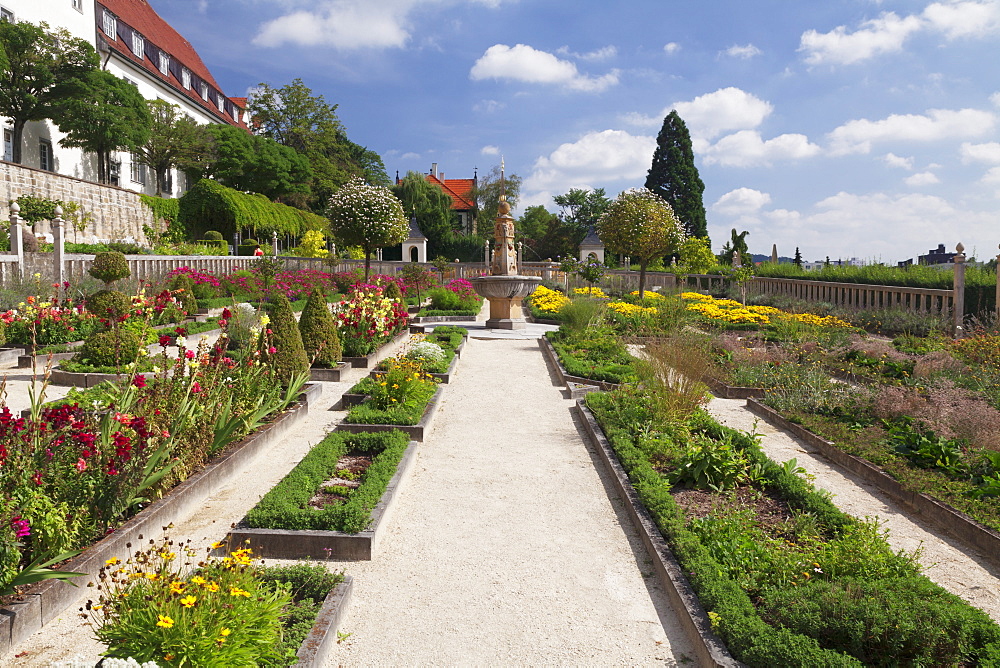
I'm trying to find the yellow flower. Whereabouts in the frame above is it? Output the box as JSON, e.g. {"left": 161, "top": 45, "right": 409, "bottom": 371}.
{"left": 191, "top": 575, "right": 207, "bottom": 586}
{"left": 179, "top": 595, "right": 197, "bottom": 608}
{"left": 159, "top": 550, "right": 176, "bottom": 561}
{"left": 210, "top": 541, "right": 225, "bottom": 549}
{"left": 229, "top": 587, "right": 251, "bottom": 598}
{"left": 169, "top": 581, "right": 185, "bottom": 595}
{"left": 105, "top": 557, "right": 120, "bottom": 566}
{"left": 219, "top": 627, "right": 231, "bottom": 637}
{"left": 156, "top": 615, "right": 174, "bottom": 629}
{"left": 145, "top": 572, "right": 160, "bottom": 581}
{"left": 205, "top": 581, "right": 220, "bottom": 592}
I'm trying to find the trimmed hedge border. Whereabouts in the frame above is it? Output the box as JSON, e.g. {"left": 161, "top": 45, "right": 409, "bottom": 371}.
{"left": 294, "top": 576, "right": 354, "bottom": 668}
{"left": 0, "top": 384, "right": 322, "bottom": 659}
{"left": 227, "top": 437, "right": 419, "bottom": 560}
{"left": 574, "top": 400, "right": 740, "bottom": 667}
{"left": 336, "top": 388, "right": 443, "bottom": 442}
{"left": 746, "top": 397, "right": 1000, "bottom": 567}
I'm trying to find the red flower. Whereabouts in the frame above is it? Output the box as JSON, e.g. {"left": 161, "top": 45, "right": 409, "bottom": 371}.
{"left": 191, "top": 381, "right": 202, "bottom": 394}
{"left": 159, "top": 334, "right": 172, "bottom": 347}
{"left": 132, "top": 375, "right": 147, "bottom": 388}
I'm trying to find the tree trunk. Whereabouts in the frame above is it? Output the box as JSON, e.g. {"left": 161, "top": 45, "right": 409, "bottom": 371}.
{"left": 10, "top": 119, "right": 27, "bottom": 164}
{"left": 154, "top": 167, "right": 166, "bottom": 197}
{"left": 638, "top": 259, "right": 648, "bottom": 299}
{"left": 364, "top": 250, "right": 371, "bottom": 281}
{"left": 96, "top": 150, "right": 107, "bottom": 184}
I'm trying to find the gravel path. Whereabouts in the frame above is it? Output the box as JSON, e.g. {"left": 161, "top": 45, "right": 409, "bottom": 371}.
{"left": 706, "top": 396, "right": 1000, "bottom": 622}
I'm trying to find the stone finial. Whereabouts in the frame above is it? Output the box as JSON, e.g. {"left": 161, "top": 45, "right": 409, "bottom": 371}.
{"left": 956, "top": 242, "right": 965, "bottom": 254}
{"left": 9, "top": 201, "right": 19, "bottom": 215}
{"left": 54, "top": 205, "right": 63, "bottom": 218}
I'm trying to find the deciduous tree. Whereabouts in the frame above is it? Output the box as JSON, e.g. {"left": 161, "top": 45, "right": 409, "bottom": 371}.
{"left": 471, "top": 164, "right": 520, "bottom": 234}
{"left": 391, "top": 170, "right": 459, "bottom": 257}
{"left": 0, "top": 20, "right": 98, "bottom": 164}
{"left": 326, "top": 177, "right": 408, "bottom": 279}
{"left": 645, "top": 110, "right": 708, "bottom": 240}
{"left": 597, "top": 188, "right": 685, "bottom": 297}
{"left": 137, "top": 100, "right": 213, "bottom": 197}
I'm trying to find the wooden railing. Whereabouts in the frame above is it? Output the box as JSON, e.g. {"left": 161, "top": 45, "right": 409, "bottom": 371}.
{"left": 745, "top": 276, "right": 953, "bottom": 316}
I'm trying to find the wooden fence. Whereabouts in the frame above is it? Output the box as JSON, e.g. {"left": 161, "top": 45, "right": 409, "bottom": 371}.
{"left": 744, "top": 277, "right": 953, "bottom": 316}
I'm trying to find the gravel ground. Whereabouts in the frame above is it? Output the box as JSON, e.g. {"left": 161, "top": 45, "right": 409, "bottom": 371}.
{"left": 707, "top": 396, "right": 1000, "bottom": 622}
{"left": 3, "top": 328, "right": 696, "bottom": 666}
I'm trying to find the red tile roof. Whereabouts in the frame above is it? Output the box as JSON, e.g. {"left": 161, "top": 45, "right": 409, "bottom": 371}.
{"left": 97, "top": 0, "right": 245, "bottom": 128}
{"left": 425, "top": 174, "right": 476, "bottom": 211}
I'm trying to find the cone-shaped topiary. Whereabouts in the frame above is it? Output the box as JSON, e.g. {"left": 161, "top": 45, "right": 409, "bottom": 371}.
{"left": 298, "top": 288, "right": 341, "bottom": 367}
{"left": 87, "top": 289, "right": 131, "bottom": 320}
{"left": 261, "top": 292, "right": 309, "bottom": 384}
{"left": 89, "top": 251, "right": 131, "bottom": 285}
{"left": 383, "top": 280, "right": 403, "bottom": 302}
{"left": 75, "top": 328, "right": 142, "bottom": 367}
{"left": 167, "top": 273, "right": 199, "bottom": 317}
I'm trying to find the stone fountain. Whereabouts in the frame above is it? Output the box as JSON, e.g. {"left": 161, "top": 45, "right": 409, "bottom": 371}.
{"left": 470, "top": 161, "right": 541, "bottom": 329}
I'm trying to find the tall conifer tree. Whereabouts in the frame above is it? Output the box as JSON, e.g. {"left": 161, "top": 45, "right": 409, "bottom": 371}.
{"left": 645, "top": 110, "right": 708, "bottom": 241}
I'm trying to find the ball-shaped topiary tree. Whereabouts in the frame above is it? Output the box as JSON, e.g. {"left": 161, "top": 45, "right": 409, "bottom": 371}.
{"left": 260, "top": 292, "right": 309, "bottom": 385}
{"left": 89, "top": 251, "right": 131, "bottom": 285}
{"left": 75, "top": 328, "right": 142, "bottom": 368}
{"left": 596, "top": 188, "right": 686, "bottom": 298}
{"left": 326, "top": 177, "right": 408, "bottom": 280}
{"left": 86, "top": 289, "right": 131, "bottom": 320}
{"left": 298, "top": 288, "right": 341, "bottom": 368}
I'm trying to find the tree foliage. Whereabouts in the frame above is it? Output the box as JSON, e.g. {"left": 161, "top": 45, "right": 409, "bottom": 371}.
{"left": 138, "top": 100, "right": 214, "bottom": 197}
{"left": 0, "top": 20, "right": 99, "bottom": 164}
{"left": 54, "top": 69, "right": 151, "bottom": 184}
{"left": 391, "top": 170, "right": 459, "bottom": 257}
{"left": 553, "top": 187, "right": 611, "bottom": 234}
{"left": 247, "top": 79, "right": 388, "bottom": 212}
{"left": 678, "top": 237, "right": 717, "bottom": 275}
{"left": 597, "top": 188, "right": 686, "bottom": 296}
{"left": 326, "top": 177, "right": 407, "bottom": 278}
{"left": 471, "top": 165, "right": 520, "bottom": 234}
{"left": 645, "top": 110, "right": 708, "bottom": 240}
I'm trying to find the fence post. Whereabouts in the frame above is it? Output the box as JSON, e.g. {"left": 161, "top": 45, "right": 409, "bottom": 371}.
{"left": 53, "top": 205, "right": 65, "bottom": 295}
{"left": 953, "top": 242, "right": 966, "bottom": 338}
{"left": 9, "top": 202, "right": 23, "bottom": 278}
{"left": 271, "top": 230, "right": 278, "bottom": 257}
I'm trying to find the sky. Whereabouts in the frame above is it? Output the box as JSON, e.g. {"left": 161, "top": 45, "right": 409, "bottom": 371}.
{"left": 151, "top": 0, "right": 1000, "bottom": 264}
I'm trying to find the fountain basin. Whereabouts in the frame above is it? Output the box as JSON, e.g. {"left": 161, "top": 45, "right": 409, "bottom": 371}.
{"left": 471, "top": 275, "right": 542, "bottom": 329}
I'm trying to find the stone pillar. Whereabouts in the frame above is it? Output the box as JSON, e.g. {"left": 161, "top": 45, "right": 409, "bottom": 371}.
{"left": 953, "top": 242, "right": 966, "bottom": 338}
{"left": 517, "top": 241, "right": 523, "bottom": 268}
{"left": 484, "top": 240, "right": 490, "bottom": 265}
{"left": 9, "top": 202, "right": 24, "bottom": 278}
{"left": 53, "top": 205, "right": 65, "bottom": 294}
{"left": 271, "top": 230, "right": 279, "bottom": 257}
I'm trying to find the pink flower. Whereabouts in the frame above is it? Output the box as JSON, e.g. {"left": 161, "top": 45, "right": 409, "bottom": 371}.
{"left": 191, "top": 381, "right": 202, "bottom": 394}
{"left": 268, "top": 346, "right": 277, "bottom": 354}
{"left": 76, "top": 458, "right": 87, "bottom": 472}
{"left": 185, "top": 350, "right": 195, "bottom": 359}
{"left": 132, "top": 375, "right": 146, "bottom": 388}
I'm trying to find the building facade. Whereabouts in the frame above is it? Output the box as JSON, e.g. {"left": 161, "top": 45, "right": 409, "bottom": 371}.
{"left": 0, "top": 0, "right": 245, "bottom": 198}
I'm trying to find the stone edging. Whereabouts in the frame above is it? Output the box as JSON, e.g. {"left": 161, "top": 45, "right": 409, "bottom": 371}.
{"left": 310, "top": 362, "right": 351, "bottom": 382}
{"left": 342, "top": 330, "right": 410, "bottom": 369}
{"left": 226, "top": 439, "right": 420, "bottom": 560}
{"left": 294, "top": 576, "right": 354, "bottom": 667}
{"left": 574, "top": 401, "right": 740, "bottom": 668}
{"left": 745, "top": 397, "right": 1000, "bottom": 567}
{"left": 408, "top": 314, "right": 478, "bottom": 323}
{"left": 336, "top": 387, "right": 443, "bottom": 442}
{"left": 703, "top": 376, "right": 765, "bottom": 400}
{"left": 539, "top": 336, "right": 619, "bottom": 394}
{"left": 0, "top": 387, "right": 321, "bottom": 659}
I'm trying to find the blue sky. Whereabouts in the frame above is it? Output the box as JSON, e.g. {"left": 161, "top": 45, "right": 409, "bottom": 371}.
{"left": 154, "top": 0, "right": 1000, "bottom": 263}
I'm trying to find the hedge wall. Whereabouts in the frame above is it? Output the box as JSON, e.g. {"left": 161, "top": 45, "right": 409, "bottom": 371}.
{"left": 178, "top": 179, "right": 328, "bottom": 241}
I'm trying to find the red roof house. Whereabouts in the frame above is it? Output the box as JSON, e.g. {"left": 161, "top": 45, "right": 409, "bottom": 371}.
{"left": 423, "top": 163, "right": 477, "bottom": 233}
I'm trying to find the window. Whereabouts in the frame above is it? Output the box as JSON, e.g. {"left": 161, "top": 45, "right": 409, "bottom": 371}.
{"left": 131, "top": 31, "right": 144, "bottom": 58}
{"left": 0, "top": 6, "right": 13, "bottom": 22}
{"left": 158, "top": 51, "right": 169, "bottom": 76}
{"left": 2, "top": 129, "right": 12, "bottom": 162}
{"left": 109, "top": 159, "right": 121, "bottom": 186}
{"left": 130, "top": 153, "right": 146, "bottom": 185}
{"left": 39, "top": 139, "right": 53, "bottom": 171}
{"left": 200, "top": 82, "right": 209, "bottom": 101}
{"left": 181, "top": 68, "right": 191, "bottom": 90}
{"left": 123, "top": 76, "right": 138, "bottom": 88}
{"left": 71, "top": 0, "right": 83, "bottom": 11}
{"left": 216, "top": 92, "right": 224, "bottom": 111}
{"left": 102, "top": 9, "right": 116, "bottom": 38}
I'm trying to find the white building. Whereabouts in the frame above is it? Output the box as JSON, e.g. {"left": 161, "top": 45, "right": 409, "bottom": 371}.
{"left": 0, "top": 0, "right": 246, "bottom": 197}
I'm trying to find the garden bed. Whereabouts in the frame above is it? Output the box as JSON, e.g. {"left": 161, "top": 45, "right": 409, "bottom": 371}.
{"left": 746, "top": 397, "right": 1000, "bottom": 566}
{"left": 0, "top": 384, "right": 321, "bottom": 659}
{"left": 341, "top": 330, "right": 409, "bottom": 369}
{"left": 309, "top": 362, "right": 351, "bottom": 382}
{"left": 409, "top": 313, "right": 478, "bottom": 323}
{"left": 293, "top": 576, "right": 354, "bottom": 668}
{"left": 226, "top": 431, "right": 418, "bottom": 560}
{"left": 336, "top": 387, "right": 443, "bottom": 442}
{"left": 539, "top": 336, "right": 619, "bottom": 393}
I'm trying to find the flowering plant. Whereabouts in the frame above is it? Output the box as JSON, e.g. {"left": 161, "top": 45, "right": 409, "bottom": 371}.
{"left": 528, "top": 285, "right": 570, "bottom": 314}
{"left": 1, "top": 293, "right": 99, "bottom": 346}
{"left": 333, "top": 287, "right": 408, "bottom": 357}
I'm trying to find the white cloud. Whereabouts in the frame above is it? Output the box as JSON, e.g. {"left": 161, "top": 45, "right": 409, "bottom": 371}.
{"left": 526, "top": 129, "right": 655, "bottom": 193}
{"left": 712, "top": 188, "right": 772, "bottom": 215}
{"left": 828, "top": 108, "right": 997, "bottom": 154}
{"left": 672, "top": 87, "right": 773, "bottom": 141}
{"left": 473, "top": 99, "right": 505, "bottom": 113}
{"left": 703, "top": 131, "right": 821, "bottom": 167}
{"left": 883, "top": 153, "right": 915, "bottom": 169}
{"left": 400, "top": 152, "right": 421, "bottom": 160}
{"left": 619, "top": 111, "right": 660, "bottom": 128}
{"left": 481, "top": 145, "right": 500, "bottom": 156}
{"left": 722, "top": 44, "right": 762, "bottom": 59}
{"left": 799, "top": 12, "right": 923, "bottom": 65}
{"left": 254, "top": 0, "right": 413, "bottom": 49}
{"left": 905, "top": 171, "right": 941, "bottom": 186}
{"left": 960, "top": 141, "right": 1000, "bottom": 163}
{"left": 992, "top": 92, "right": 1000, "bottom": 107}
{"left": 982, "top": 166, "right": 1000, "bottom": 183}
{"left": 558, "top": 45, "right": 617, "bottom": 61}
{"left": 799, "top": 2, "right": 1000, "bottom": 65}
{"left": 663, "top": 42, "right": 681, "bottom": 55}
{"left": 470, "top": 44, "right": 619, "bottom": 92}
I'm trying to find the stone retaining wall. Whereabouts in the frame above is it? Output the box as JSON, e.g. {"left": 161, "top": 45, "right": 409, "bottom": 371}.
{"left": 0, "top": 160, "right": 154, "bottom": 244}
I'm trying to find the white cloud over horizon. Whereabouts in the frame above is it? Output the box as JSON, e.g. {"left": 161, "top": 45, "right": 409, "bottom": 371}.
{"left": 703, "top": 131, "right": 821, "bottom": 167}
{"left": 470, "top": 44, "right": 620, "bottom": 92}
{"left": 827, "top": 107, "right": 997, "bottom": 154}
{"left": 672, "top": 87, "right": 774, "bottom": 141}
{"left": 721, "top": 44, "right": 762, "bottom": 59}
{"left": 525, "top": 129, "right": 654, "bottom": 194}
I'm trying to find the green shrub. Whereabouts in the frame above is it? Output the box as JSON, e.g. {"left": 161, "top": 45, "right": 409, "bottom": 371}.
{"left": 384, "top": 281, "right": 403, "bottom": 301}
{"left": 245, "top": 431, "right": 410, "bottom": 534}
{"left": 203, "top": 230, "right": 224, "bottom": 241}
{"left": 86, "top": 289, "right": 131, "bottom": 320}
{"left": 167, "top": 273, "right": 199, "bottom": 316}
{"left": 260, "top": 293, "right": 309, "bottom": 384}
{"left": 298, "top": 288, "right": 341, "bottom": 367}
{"left": 75, "top": 328, "right": 142, "bottom": 367}
{"left": 88, "top": 251, "right": 130, "bottom": 285}
{"left": 426, "top": 287, "right": 463, "bottom": 311}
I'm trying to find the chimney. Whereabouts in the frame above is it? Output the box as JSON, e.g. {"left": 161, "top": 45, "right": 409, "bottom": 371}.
{"left": 440, "top": 172, "right": 445, "bottom": 181}
{"left": 430, "top": 163, "right": 438, "bottom": 178}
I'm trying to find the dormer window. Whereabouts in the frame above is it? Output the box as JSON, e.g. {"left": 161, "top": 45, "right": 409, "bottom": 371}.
{"left": 181, "top": 68, "right": 191, "bottom": 90}
{"left": 102, "top": 9, "right": 116, "bottom": 38}
{"left": 200, "top": 82, "right": 209, "bottom": 100}
{"left": 158, "top": 51, "right": 169, "bottom": 76}
{"left": 216, "top": 92, "right": 224, "bottom": 111}
{"left": 131, "top": 32, "right": 144, "bottom": 58}
{"left": 71, "top": 0, "right": 83, "bottom": 11}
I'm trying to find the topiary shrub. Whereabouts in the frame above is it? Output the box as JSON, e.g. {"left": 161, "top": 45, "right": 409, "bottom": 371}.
{"left": 298, "top": 288, "right": 341, "bottom": 368}
{"left": 260, "top": 292, "right": 309, "bottom": 384}
{"left": 75, "top": 328, "right": 142, "bottom": 367}
{"left": 203, "top": 230, "right": 224, "bottom": 241}
{"left": 383, "top": 280, "right": 403, "bottom": 302}
{"left": 86, "top": 289, "right": 131, "bottom": 320}
{"left": 238, "top": 239, "right": 260, "bottom": 256}
{"left": 88, "top": 251, "right": 130, "bottom": 285}
{"left": 167, "top": 273, "right": 199, "bottom": 316}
